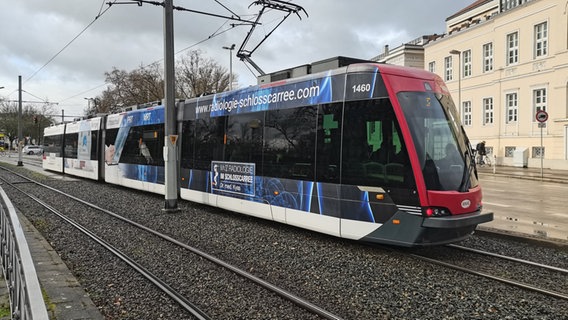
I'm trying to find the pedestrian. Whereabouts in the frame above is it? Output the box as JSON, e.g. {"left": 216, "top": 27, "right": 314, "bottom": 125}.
{"left": 476, "top": 141, "right": 486, "bottom": 165}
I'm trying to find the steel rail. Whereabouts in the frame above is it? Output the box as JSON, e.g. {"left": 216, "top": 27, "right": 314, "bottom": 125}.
{"left": 408, "top": 252, "right": 568, "bottom": 301}
{"left": 448, "top": 244, "right": 568, "bottom": 274}
{"left": 0, "top": 166, "right": 344, "bottom": 320}
{"left": 0, "top": 175, "right": 211, "bottom": 320}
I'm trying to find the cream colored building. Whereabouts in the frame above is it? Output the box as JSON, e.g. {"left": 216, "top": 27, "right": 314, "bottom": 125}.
{"left": 424, "top": 0, "right": 568, "bottom": 169}
{"left": 371, "top": 36, "right": 437, "bottom": 68}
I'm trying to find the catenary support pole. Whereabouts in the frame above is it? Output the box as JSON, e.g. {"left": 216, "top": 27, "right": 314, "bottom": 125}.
{"left": 163, "top": 0, "right": 178, "bottom": 211}
{"left": 17, "top": 75, "right": 23, "bottom": 166}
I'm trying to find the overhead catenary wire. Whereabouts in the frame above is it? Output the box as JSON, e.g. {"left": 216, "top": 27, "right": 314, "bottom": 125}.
{"left": 57, "top": 0, "right": 257, "bottom": 103}
{"left": 24, "top": 0, "right": 118, "bottom": 84}
{"left": 60, "top": 19, "right": 240, "bottom": 104}
{"left": 59, "top": 5, "right": 276, "bottom": 103}
{"left": 35, "top": 1, "right": 301, "bottom": 111}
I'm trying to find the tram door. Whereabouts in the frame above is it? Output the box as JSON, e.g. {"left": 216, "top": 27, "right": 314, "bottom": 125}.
{"left": 339, "top": 98, "right": 418, "bottom": 222}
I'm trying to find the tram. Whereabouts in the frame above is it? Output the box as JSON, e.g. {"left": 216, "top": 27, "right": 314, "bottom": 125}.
{"left": 43, "top": 117, "right": 103, "bottom": 180}
{"left": 43, "top": 62, "right": 493, "bottom": 246}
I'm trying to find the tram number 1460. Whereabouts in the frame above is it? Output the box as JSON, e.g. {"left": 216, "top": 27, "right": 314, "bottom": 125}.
{"left": 352, "top": 83, "right": 371, "bottom": 93}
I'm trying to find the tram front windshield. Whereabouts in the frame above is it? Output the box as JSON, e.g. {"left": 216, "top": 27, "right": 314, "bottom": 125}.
{"left": 397, "top": 91, "right": 478, "bottom": 191}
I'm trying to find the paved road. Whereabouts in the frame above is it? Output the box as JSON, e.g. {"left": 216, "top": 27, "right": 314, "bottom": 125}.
{"left": 478, "top": 173, "right": 568, "bottom": 242}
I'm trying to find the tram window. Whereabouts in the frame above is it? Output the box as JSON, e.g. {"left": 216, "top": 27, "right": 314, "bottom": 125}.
{"left": 397, "top": 91, "right": 476, "bottom": 191}
{"left": 264, "top": 106, "right": 316, "bottom": 179}
{"left": 342, "top": 99, "right": 414, "bottom": 188}
{"left": 316, "top": 103, "right": 342, "bottom": 183}
{"left": 44, "top": 135, "right": 63, "bottom": 155}
{"left": 105, "top": 128, "right": 117, "bottom": 146}
{"left": 225, "top": 112, "right": 264, "bottom": 171}
{"left": 105, "top": 128, "right": 118, "bottom": 164}
{"left": 64, "top": 133, "right": 78, "bottom": 159}
{"left": 180, "top": 120, "right": 196, "bottom": 169}
{"left": 119, "top": 124, "right": 164, "bottom": 166}
{"left": 194, "top": 116, "right": 226, "bottom": 170}
{"left": 74, "top": 130, "right": 98, "bottom": 161}
{"left": 89, "top": 131, "right": 99, "bottom": 160}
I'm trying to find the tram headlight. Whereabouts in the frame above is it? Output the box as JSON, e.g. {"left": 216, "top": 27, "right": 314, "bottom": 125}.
{"left": 423, "top": 207, "right": 450, "bottom": 217}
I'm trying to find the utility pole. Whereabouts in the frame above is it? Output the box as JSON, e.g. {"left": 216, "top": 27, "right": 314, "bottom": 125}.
{"left": 163, "top": 0, "right": 178, "bottom": 211}
{"left": 17, "top": 76, "right": 23, "bottom": 166}
{"left": 103, "top": 0, "right": 303, "bottom": 211}
{"left": 222, "top": 44, "right": 235, "bottom": 90}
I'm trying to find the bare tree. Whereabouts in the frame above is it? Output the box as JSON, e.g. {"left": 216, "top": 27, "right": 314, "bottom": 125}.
{"left": 89, "top": 50, "right": 236, "bottom": 115}
{"left": 92, "top": 63, "right": 164, "bottom": 115}
{"left": 0, "top": 100, "right": 55, "bottom": 147}
{"left": 176, "top": 50, "right": 236, "bottom": 98}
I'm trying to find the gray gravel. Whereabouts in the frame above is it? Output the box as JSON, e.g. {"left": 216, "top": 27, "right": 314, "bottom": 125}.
{"left": 2, "top": 166, "right": 568, "bottom": 319}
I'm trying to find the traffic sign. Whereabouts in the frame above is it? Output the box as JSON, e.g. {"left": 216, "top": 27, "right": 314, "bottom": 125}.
{"left": 535, "top": 110, "right": 548, "bottom": 123}
{"left": 169, "top": 134, "right": 178, "bottom": 146}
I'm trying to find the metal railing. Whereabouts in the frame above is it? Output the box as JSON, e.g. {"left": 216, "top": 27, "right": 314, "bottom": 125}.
{"left": 0, "top": 187, "right": 48, "bottom": 319}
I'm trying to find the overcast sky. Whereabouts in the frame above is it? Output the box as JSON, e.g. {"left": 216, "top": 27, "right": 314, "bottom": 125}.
{"left": 0, "top": 0, "right": 473, "bottom": 119}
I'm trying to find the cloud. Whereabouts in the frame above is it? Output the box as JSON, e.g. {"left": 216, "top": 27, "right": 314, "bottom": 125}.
{"left": 0, "top": 0, "right": 473, "bottom": 117}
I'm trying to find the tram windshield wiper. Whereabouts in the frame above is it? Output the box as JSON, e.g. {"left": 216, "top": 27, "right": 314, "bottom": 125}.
{"left": 458, "top": 150, "right": 475, "bottom": 192}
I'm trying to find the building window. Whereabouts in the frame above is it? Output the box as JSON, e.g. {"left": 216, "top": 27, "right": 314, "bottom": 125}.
{"left": 534, "top": 22, "right": 548, "bottom": 58}
{"left": 483, "top": 97, "right": 494, "bottom": 125}
{"left": 483, "top": 43, "right": 493, "bottom": 72}
{"left": 463, "top": 101, "right": 472, "bottom": 126}
{"left": 502, "top": 0, "right": 519, "bottom": 11}
{"left": 506, "top": 93, "right": 518, "bottom": 123}
{"left": 444, "top": 56, "right": 453, "bottom": 81}
{"left": 463, "top": 50, "right": 472, "bottom": 77}
{"left": 505, "top": 146, "right": 516, "bottom": 157}
{"left": 532, "top": 146, "right": 545, "bottom": 158}
{"left": 428, "top": 61, "right": 436, "bottom": 73}
{"left": 507, "top": 32, "right": 519, "bottom": 65}
{"left": 501, "top": 0, "right": 530, "bottom": 12}
{"left": 533, "top": 88, "right": 547, "bottom": 122}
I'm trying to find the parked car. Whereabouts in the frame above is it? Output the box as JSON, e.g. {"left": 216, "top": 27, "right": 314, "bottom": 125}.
{"left": 22, "top": 145, "right": 44, "bottom": 155}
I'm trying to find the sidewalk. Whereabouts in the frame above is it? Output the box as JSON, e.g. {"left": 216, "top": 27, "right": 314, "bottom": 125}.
{"left": 477, "top": 164, "right": 568, "bottom": 184}
{"left": 18, "top": 211, "right": 104, "bottom": 319}
{"left": 477, "top": 164, "right": 568, "bottom": 243}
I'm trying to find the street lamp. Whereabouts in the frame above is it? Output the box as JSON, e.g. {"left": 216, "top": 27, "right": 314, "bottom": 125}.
{"left": 84, "top": 97, "right": 95, "bottom": 110}
{"left": 449, "top": 49, "right": 461, "bottom": 115}
{"left": 222, "top": 44, "right": 235, "bottom": 91}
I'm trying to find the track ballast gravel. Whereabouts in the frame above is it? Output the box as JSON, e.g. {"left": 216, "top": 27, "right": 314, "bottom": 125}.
{"left": 2, "top": 167, "right": 567, "bottom": 319}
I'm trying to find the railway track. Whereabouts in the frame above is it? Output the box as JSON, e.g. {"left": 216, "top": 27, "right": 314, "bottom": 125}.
{"left": 1, "top": 163, "right": 567, "bottom": 319}
{"left": 407, "top": 243, "right": 568, "bottom": 301}
{"left": 0, "top": 167, "right": 343, "bottom": 319}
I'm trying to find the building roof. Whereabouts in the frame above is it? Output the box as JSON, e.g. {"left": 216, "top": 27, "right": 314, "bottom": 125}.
{"left": 446, "top": 0, "right": 493, "bottom": 21}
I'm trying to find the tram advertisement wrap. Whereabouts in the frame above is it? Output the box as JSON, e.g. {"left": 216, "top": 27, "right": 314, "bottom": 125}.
{"left": 211, "top": 161, "right": 256, "bottom": 196}
{"left": 109, "top": 107, "right": 164, "bottom": 165}
{"left": 191, "top": 72, "right": 387, "bottom": 118}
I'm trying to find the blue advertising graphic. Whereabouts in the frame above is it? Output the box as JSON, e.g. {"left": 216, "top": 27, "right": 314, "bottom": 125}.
{"left": 185, "top": 166, "right": 380, "bottom": 222}
{"left": 187, "top": 71, "right": 387, "bottom": 121}
{"left": 119, "top": 163, "right": 164, "bottom": 184}
{"left": 196, "top": 74, "right": 338, "bottom": 119}
{"left": 110, "top": 107, "right": 164, "bottom": 165}
{"left": 211, "top": 161, "right": 255, "bottom": 196}
{"left": 77, "top": 120, "right": 93, "bottom": 161}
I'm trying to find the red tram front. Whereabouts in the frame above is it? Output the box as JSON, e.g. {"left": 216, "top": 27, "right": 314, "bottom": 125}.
{"left": 356, "top": 64, "right": 493, "bottom": 245}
